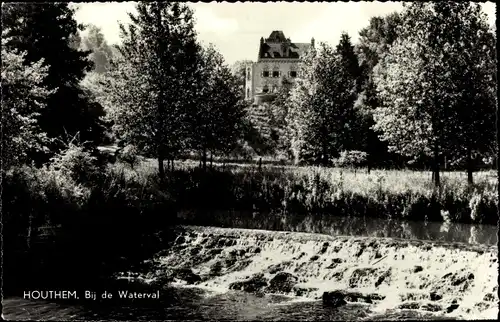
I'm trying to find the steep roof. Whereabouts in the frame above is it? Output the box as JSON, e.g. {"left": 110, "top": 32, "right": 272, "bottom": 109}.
{"left": 259, "top": 30, "right": 311, "bottom": 60}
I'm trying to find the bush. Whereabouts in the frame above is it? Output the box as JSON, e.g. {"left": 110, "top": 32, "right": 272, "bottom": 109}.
{"left": 116, "top": 144, "right": 140, "bottom": 169}
{"left": 48, "top": 144, "right": 104, "bottom": 185}
{"left": 334, "top": 150, "right": 368, "bottom": 168}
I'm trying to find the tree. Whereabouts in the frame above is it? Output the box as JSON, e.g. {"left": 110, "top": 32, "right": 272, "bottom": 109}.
{"left": 230, "top": 59, "right": 253, "bottom": 98}
{"left": 287, "top": 42, "right": 358, "bottom": 165}
{"left": 2, "top": 3, "right": 105, "bottom": 155}
{"left": 443, "top": 3, "right": 497, "bottom": 183}
{"left": 373, "top": 2, "right": 496, "bottom": 186}
{"left": 80, "top": 24, "right": 115, "bottom": 74}
{"left": 190, "top": 45, "right": 245, "bottom": 169}
{"left": 266, "top": 77, "right": 294, "bottom": 157}
{"left": 1, "top": 36, "right": 52, "bottom": 170}
{"left": 337, "top": 32, "right": 363, "bottom": 93}
{"left": 357, "top": 11, "right": 403, "bottom": 85}
{"left": 99, "top": 2, "right": 200, "bottom": 180}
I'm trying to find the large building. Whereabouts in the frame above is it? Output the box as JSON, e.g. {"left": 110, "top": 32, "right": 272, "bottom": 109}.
{"left": 245, "top": 30, "right": 314, "bottom": 104}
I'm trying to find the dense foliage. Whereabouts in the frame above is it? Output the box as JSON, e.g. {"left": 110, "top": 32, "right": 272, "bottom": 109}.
{"left": 2, "top": 3, "right": 106, "bottom": 155}
{"left": 373, "top": 2, "right": 496, "bottom": 186}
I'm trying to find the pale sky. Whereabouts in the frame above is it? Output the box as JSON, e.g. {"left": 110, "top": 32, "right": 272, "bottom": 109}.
{"left": 74, "top": 1, "right": 497, "bottom": 66}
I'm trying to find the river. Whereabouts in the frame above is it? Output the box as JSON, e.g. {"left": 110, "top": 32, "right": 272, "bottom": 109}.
{"left": 3, "top": 218, "right": 498, "bottom": 321}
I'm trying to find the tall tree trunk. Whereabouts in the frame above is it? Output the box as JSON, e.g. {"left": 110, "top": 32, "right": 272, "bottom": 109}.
{"left": 171, "top": 158, "right": 174, "bottom": 171}
{"left": 466, "top": 145, "right": 474, "bottom": 185}
{"left": 158, "top": 151, "right": 165, "bottom": 181}
{"left": 210, "top": 151, "right": 213, "bottom": 168}
{"left": 202, "top": 147, "right": 207, "bottom": 171}
{"left": 433, "top": 142, "right": 440, "bottom": 187}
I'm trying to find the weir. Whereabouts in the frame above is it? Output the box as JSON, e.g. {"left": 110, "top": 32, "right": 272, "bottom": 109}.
{"left": 140, "top": 226, "right": 498, "bottom": 320}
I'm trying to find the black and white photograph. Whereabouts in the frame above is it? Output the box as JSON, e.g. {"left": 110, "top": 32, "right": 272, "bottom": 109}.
{"left": 2, "top": 1, "right": 498, "bottom": 320}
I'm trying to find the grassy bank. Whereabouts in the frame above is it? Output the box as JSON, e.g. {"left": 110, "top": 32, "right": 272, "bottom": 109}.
{"left": 132, "top": 158, "right": 497, "bottom": 224}
{"left": 3, "top": 156, "right": 497, "bottom": 295}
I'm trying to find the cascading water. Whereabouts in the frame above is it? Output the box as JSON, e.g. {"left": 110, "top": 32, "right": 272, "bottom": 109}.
{"left": 144, "top": 226, "right": 498, "bottom": 320}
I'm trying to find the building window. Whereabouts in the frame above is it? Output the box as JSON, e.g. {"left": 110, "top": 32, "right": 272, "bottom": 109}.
{"left": 262, "top": 70, "right": 270, "bottom": 77}
{"left": 263, "top": 85, "right": 269, "bottom": 93}
{"left": 247, "top": 68, "right": 251, "bottom": 81}
{"left": 247, "top": 88, "right": 250, "bottom": 98}
{"left": 272, "top": 85, "right": 278, "bottom": 93}
{"left": 289, "top": 71, "right": 297, "bottom": 78}
{"left": 272, "top": 70, "right": 280, "bottom": 78}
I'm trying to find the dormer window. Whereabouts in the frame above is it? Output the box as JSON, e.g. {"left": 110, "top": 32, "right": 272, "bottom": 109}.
{"left": 272, "top": 70, "right": 280, "bottom": 78}
{"left": 262, "top": 70, "right": 270, "bottom": 77}
{"left": 289, "top": 71, "right": 297, "bottom": 78}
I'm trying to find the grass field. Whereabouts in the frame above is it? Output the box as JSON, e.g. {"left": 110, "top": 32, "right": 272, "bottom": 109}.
{"left": 109, "top": 157, "right": 498, "bottom": 225}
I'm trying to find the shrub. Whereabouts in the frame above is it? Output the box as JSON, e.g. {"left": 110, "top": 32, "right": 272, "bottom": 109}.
{"left": 48, "top": 144, "right": 104, "bottom": 185}
{"left": 116, "top": 144, "right": 140, "bottom": 169}
{"left": 334, "top": 150, "right": 368, "bottom": 168}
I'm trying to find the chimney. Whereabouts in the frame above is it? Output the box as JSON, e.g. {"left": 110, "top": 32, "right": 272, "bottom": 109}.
{"left": 311, "top": 37, "right": 315, "bottom": 47}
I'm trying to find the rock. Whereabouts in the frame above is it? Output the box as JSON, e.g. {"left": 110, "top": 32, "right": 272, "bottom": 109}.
{"left": 229, "top": 274, "right": 268, "bottom": 293}
{"left": 368, "top": 293, "right": 386, "bottom": 301}
{"left": 374, "top": 268, "right": 392, "bottom": 288}
{"left": 398, "top": 302, "right": 420, "bottom": 310}
{"left": 474, "top": 301, "right": 490, "bottom": 311}
{"left": 355, "top": 245, "right": 366, "bottom": 257}
{"left": 442, "top": 272, "right": 453, "bottom": 279}
{"left": 430, "top": 292, "right": 443, "bottom": 301}
{"left": 322, "top": 291, "right": 347, "bottom": 308}
{"left": 225, "top": 239, "right": 236, "bottom": 247}
{"left": 446, "top": 304, "right": 459, "bottom": 313}
{"left": 246, "top": 246, "right": 261, "bottom": 254}
{"left": 224, "top": 256, "right": 238, "bottom": 267}
{"left": 209, "top": 261, "right": 224, "bottom": 276}
{"left": 319, "top": 242, "right": 329, "bottom": 254}
{"left": 208, "top": 248, "right": 223, "bottom": 256}
{"left": 293, "top": 286, "right": 318, "bottom": 297}
{"left": 267, "top": 261, "right": 292, "bottom": 274}
{"left": 483, "top": 293, "right": 495, "bottom": 302}
{"left": 349, "top": 268, "right": 377, "bottom": 288}
{"left": 343, "top": 292, "right": 372, "bottom": 304}
{"left": 413, "top": 265, "right": 424, "bottom": 273}
{"left": 174, "top": 268, "right": 201, "bottom": 284}
{"left": 267, "top": 272, "right": 298, "bottom": 294}
{"left": 310, "top": 255, "right": 320, "bottom": 261}
{"left": 421, "top": 303, "right": 442, "bottom": 312}
{"left": 217, "top": 238, "right": 227, "bottom": 248}
{"left": 175, "top": 236, "right": 185, "bottom": 245}
{"left": 451, "top": 275, "right": 468, "bottom": 286}
{"left": 190, "top": 246, "right": 202, "bottom": 255}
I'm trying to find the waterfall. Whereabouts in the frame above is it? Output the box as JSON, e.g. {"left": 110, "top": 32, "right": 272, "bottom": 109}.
{"left": 139, "top": 226, "right": 498, "bottom": 320}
